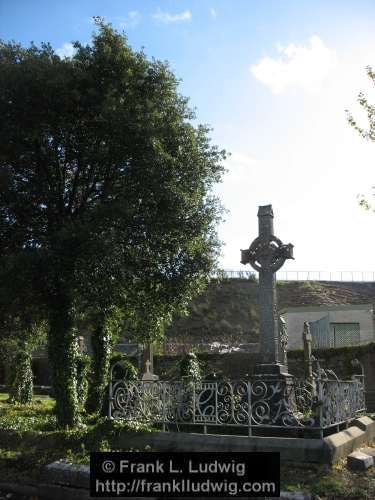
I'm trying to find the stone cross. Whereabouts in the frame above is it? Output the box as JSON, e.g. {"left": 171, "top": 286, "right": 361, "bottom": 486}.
{"left": 142, "top": 358, "right": 159, "bottom": 381}
{"left": 142, "top": 343, "right": 154, "bottom": 374}
{"left": 241, "top": 205, "right": 293, "bottom": 366}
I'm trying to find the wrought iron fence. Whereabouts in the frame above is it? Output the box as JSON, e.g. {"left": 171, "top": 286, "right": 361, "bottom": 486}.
{"left": 109, "top": 365, "right": 365, "bottom": 437}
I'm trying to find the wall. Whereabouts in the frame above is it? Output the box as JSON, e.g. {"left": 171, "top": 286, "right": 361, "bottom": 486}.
{"left": 2, "top": 342, "right": 374, "bottom": 411}
{"left": 153, "top": 343, "right": 375, "bottom": 411}
{"left": 284, "top": 305, "right": 375, "bottom": 349}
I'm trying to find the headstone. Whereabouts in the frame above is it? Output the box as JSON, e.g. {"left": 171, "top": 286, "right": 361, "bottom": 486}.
{"left": 142, "top": 359, "right": 159, "bottom": 382}
{"left": 241, "top": 204, "right": 293, "bottom": 374}
{"left": 279, "top": 316, "right": 288, "bottom": 369}
{"left": 347, "top": 451, "right": 374, "bottom": 471}
{"left": 77, "top": 336, "right": 86, "bottom": 353}
{"left": 142, "top": 343, "right": 154, "bottom": 373}
{"left": 359, "top": 448, "right": 375, "bottom": 465}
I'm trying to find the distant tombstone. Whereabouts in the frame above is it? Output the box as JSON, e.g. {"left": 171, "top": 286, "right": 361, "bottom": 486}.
{"left": 142, "top": 359, "right": 159, "bottom": 382}
{"left": 279, "top": 316, "right": 288, "bottom": 369}
{"left": 142, "top": 343, "right": 154, "bottom": 373}
{"left": 303, "top": 322, "right": 313, "bottom": 380}
{"left": 78, "top": 336, "right": 86, "bottom": 353}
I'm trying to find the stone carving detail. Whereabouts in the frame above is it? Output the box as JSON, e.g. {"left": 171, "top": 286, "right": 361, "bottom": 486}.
{"left": 241, "top": 205, "right": 294, "bottom": 365}
{"left": 245, "top": 235, "right": 294, "bottom": 273}
{"left": 279, "top": 316, "right": 288, "bottom": 367}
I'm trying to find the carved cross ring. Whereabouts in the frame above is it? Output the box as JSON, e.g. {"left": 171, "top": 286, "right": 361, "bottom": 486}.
{"left": 248, "top": 235, "right": 293, "bottom": 272}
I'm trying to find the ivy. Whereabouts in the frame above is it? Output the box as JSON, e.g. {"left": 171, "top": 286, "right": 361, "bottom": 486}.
{"left": 179, "top": 352, "right": 202, "bottom": 382}
{"left": 110, "top": 354, "right": 138, "bottom": 381}
{"left": 76, "top": 354, "right": 91, "bottom": 408}
{"left": 9, "top": 351, "right": 33, "bottom": 405}
{"left": 85, "top": 309, "right": 123, "bottom": 414}
{"left": 48, "top": 297, "right": 80, "bottom": 428}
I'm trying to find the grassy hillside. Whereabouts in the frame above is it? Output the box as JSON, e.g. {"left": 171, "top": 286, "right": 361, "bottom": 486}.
{"left": 165, "top": 279, "right": 375, "bottom": 345}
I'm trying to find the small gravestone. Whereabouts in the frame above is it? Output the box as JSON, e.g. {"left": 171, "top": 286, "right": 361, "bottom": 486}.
{"left": 347, "top": 451, "right": 374, "bottom": 471}
{"left": 142, "top": 359, "right": 159, "bottom": 382}
{"left": 303, "top": 322, "right": 313, "bottom": 380}
{"left": 359, "top": 447, "right": 375, "bottom": 464}
{"left": 279, "top": 315, "right": 288, "bottom": 369}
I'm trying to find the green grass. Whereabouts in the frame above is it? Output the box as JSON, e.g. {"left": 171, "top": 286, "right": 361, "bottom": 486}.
{"left": 0, "top": 392, "right": 153, "bottom": 483}
{"left": 281, "top": 451, "right": 375, "bottom": 499}
{"left": 1, "top": 393, "right": 374, "bottom": 497}
{"left": 0, "top": 392, "right": 56, "bottom": 432}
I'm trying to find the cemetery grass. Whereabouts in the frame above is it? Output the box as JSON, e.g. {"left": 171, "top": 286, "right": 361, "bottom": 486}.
{"left": 281, "top": 452, "right": 375, "bottom": 499}
{"left": 0, "top": 394, "right": 374, "bottom": 498}
{"left": 0, "top": 392, "right": 153, "bottom": 485}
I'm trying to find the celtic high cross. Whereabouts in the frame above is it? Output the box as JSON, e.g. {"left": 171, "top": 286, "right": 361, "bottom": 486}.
{"left": 241, "top": 205, "right": 293, "bottom": 366}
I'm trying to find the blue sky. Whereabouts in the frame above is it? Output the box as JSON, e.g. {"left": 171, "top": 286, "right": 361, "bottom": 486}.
{"left": 1, "top": 1, "right": 375, "bottom": 274}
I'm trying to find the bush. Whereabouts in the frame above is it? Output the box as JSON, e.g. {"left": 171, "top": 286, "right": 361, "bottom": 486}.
{"left": 9, "top": 351, "right": 33, "bottom": 405}
{"left": 109, "top": 353, "right": 138, "bottom": 381}
{"left": 179, "top": 352, "right": 202, "bottom": 382}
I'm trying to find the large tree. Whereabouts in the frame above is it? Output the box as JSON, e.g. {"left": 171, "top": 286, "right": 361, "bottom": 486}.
{"left": 0, "top": 20, "right": 225, "bottom": 426}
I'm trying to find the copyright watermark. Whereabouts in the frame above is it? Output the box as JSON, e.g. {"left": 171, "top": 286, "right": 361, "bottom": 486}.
{"left": 102, "top": 460, "right": 115, "bottom": 473}
{"left": 90, "top": 452, "right": 280, "bottom": 497}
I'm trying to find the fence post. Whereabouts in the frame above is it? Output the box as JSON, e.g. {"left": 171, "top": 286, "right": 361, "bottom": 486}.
{"left": 318, "top": 379, "right": 324, "bottom": 439}
{"left": 162, "top": 382, "right": 166, "bottom": 432}
{"left": 193, "top": 382, "right": 196, "bottom": 426}
{"left": 108, "top": 365, "right": 114, "bottom": 419}
{"left": 247, "top": 381, "right": 252, "bottom": 437}
{"left": 215, "top": 382, "right": 218, "bottom": 426}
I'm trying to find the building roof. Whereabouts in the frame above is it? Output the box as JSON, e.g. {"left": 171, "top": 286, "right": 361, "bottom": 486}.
{"left": 281, "top": 303, "right": 373, "bottom": 313}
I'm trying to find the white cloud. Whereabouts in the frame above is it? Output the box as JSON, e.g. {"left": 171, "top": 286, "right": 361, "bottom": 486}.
{"left": 250, "top": 36, "right": 338, "bottom": 94}
{"left": 210, "top": 8, "right": 217, "bottom": 18}
{"left": 118, "top": 11, "right": 141, "bottom": 28}
{"left": 152, "top": 9, "right": 192, "bottom": 24}
{"left": 217, "top": 40, "right": 375, "bottom": 270}
{"left": 56, "top": 42, "right": 76, "bottom": 59}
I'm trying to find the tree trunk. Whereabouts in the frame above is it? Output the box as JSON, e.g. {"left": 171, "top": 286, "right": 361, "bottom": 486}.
{"left": 48, "top": 294, "right": 79, "bottom": 427}
{"left": 10, "top": 350, "right": 33, "bottom": 404}
{"left": 85, "top": 315, "right": 112, "bottom": 414}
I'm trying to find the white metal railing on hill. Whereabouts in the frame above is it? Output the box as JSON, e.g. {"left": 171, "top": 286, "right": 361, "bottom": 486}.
{"left": 217, "top": 270, "right": 375, "bottom": 282}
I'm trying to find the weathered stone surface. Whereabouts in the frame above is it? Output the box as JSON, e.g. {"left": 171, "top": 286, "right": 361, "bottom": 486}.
{"left": 323, "top": 426, "right": 366, "bottom": 464}
{"left": 359, "top": 446, "right": 375, "bottom": 463}
{"left": 241, "top": 204, "right": 293, "bottom": 365}
{"left": 347, "top": 451, "right": 374, "bottom": 471}
{"left": 353, "top": 416, "right": 375, "bottom": 438}
{"left": 43, "top": 460, "right": 89, "bottom": 488}
{"left": 280, "top": 492, "right": 312, "bottom": 499}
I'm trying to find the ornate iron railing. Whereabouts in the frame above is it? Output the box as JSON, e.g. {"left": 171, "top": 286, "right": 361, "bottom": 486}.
{"left": 109, "top": 367, "right": 365, "bottom": 437}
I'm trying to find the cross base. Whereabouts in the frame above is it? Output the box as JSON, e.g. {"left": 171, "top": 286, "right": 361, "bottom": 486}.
{"left": 250, "top": 364, "right": 301, "bottom": 427}
{"left": 252, "top": 363, "right": 291, "bottom": 378}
